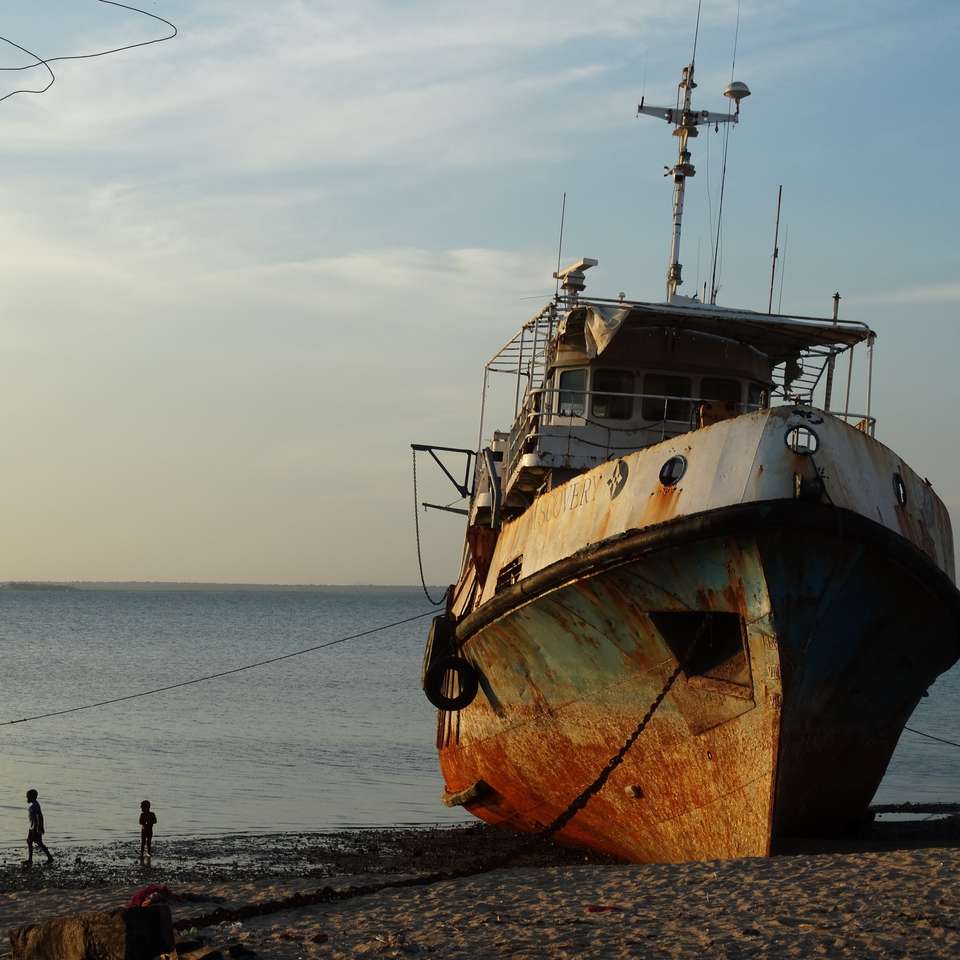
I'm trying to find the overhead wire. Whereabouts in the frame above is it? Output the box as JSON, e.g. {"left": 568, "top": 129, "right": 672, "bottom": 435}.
{"left": 0, "top": 34, "right": 54, "bottom": 104}
{"left": 0, "top": 1, "right": 177, "bottom": 106}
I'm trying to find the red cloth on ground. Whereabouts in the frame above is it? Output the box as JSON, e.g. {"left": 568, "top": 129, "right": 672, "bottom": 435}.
{"left": 128, "top": 884, "right": 175, "bottom": 908}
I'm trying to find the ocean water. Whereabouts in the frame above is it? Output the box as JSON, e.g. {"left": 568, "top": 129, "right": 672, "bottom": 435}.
{"left": 0, "top": 586, "right": 467, "bottom": 852}
{"left": 0, "top": 585, "right": 958, "bottom": 854}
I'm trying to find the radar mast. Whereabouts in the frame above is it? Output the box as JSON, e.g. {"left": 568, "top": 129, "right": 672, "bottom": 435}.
{"left": 638, "top": 66, "right": 750, "bottom": 302}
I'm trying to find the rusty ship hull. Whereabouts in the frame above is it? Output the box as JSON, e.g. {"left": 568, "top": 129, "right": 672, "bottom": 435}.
{"left": 433, "top": 409, "right": 960, "bottom": 862}
{"left": 418, "top": 48, "right": 959, "bottom": 863}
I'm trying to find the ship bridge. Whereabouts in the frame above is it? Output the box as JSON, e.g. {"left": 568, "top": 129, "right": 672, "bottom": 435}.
{"left": 477, "top": 295, "right": 875, "bottom": 515}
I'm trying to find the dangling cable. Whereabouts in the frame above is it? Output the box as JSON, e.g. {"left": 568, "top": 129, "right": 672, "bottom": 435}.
{"left": 412, "top": 449, "right": 450, "bottom": 606}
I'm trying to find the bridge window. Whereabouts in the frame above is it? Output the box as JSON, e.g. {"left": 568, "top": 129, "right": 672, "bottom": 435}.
{"left": 642, "top": 374, "right": 692, "bottom": 422}
{"left": 557, "top": 368, "right": 587, "bottom": 417}
{"left": 592, "top": 369, "right": 634, "bottom": 420}
{"left": 701, "top": 377, "right": 742, "bottom": 404}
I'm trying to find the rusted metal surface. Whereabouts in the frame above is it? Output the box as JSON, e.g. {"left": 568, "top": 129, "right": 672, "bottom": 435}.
{"left": 440, "top": 535, "right": 784, "bottom": 863}
{"left": 454, "top": 405, "right": 955, "bottom": 624}
{"left": 434, "top": 405, "right": 960, "bottom": 864}
{"left": 439, "top": 512, "right": 960, "bottom": 861}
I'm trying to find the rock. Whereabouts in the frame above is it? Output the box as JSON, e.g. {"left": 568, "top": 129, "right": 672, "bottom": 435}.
{"left": 8, "top": 904, "right": 174, "bottom": 960}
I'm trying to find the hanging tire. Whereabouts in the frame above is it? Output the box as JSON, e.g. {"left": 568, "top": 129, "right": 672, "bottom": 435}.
{"left": 424, "top": 656, "right": 480, "bottom": 711}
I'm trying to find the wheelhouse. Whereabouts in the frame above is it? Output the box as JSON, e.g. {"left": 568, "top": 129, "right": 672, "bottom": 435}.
{"left": 473, "top": 287, "right": 875, "bottom": 519}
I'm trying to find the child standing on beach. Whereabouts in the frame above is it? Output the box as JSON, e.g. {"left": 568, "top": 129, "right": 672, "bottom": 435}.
{"left": 139, "top": 800, "right": 157, "bottom": 861}
{"left": 25, "top": 788, "right": 53, "bottom": 867}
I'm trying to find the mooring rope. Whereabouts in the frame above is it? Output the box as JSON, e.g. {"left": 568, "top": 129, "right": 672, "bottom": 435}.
{"left": 905, "top": 726, "right": 960, "bottom": 750}
{"left": 0, "top": 608, "right": 438, "bottom": 728}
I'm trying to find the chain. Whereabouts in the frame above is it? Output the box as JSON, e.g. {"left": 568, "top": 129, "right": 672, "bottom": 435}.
{"left": 175, "top": 618, "right": 706, "bottom": 936}
{"left": 479, "top": 630, "right": 701, "bottom": 871}
{"left": 411, "top": 448, "right": 448, "bottom": 606}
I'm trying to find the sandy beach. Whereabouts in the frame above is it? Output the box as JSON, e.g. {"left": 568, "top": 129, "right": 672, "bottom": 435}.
{"left": 2, "top": 820, "right": 960, "bottom": 958}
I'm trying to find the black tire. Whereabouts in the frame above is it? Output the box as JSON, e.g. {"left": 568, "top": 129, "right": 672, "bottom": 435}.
{"left": 424, "top": 656, "right": 480, "bottom": 711}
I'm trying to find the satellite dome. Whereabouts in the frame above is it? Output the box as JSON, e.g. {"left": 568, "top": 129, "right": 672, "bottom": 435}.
{"left": 723, "top": 81, "right": 751, "bottom": 103}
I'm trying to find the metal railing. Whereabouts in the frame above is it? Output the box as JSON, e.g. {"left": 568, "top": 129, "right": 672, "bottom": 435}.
{"left": 504, "top": 387, "right": 879, "bottom": 488}
{"left": 823, "top": 410, "right": 877, "bottom": 436}
{"left": 505, "top": 386, "right": 765, "bottom": 484}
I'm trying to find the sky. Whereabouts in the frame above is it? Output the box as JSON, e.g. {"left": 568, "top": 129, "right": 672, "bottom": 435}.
{"left": 0, "top": 0, "right": 957, "bottom": 584}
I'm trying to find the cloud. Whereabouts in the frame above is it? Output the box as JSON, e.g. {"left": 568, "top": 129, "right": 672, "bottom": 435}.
{"left": 0, "top": 1, "right": 707, "bottom": 174}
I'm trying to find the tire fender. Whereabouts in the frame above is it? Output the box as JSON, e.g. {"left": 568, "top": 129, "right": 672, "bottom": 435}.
{"left": 423, "top": 655, "right": 480, "bottom": 712}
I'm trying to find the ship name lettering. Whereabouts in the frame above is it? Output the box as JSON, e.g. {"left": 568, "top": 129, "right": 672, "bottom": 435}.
{"left": 533, "top": 474, "right": 603, "bottom": 529}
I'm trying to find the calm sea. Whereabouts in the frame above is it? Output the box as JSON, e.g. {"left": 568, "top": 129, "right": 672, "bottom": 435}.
{"left": 0, "top": 586, "right": 958, "bottom": 852}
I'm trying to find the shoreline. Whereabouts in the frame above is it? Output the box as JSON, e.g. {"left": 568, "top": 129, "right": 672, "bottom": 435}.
{"left": 3, "top": 820, "right": 960, "bottom": 957}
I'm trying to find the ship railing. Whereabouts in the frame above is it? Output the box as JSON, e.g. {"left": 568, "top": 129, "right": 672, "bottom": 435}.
{"left": 504, "top": 386, "right": 765, "bottom": 489}
{"left": 823, "top": 411, "right": 877, "bottom": 436}
{"left": 504, "top": 389, "right": 880, "bottom": 492}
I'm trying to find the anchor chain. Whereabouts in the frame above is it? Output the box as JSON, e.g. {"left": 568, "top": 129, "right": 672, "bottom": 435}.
{"left": 482, "top": 618, "right": 707, "bottom": 869}
{"left": 175, "top": 622, "right": 704, "bottom": 932}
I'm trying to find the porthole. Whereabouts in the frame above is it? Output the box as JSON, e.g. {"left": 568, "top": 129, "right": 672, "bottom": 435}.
{"left": 785, "top": 425, "right": 819, "bottom": 455}
{"left": 659, "top": 455, "right": 687, "bottom": 487}
{"left": 893, "top": 472, "right": 907, "bottom": 506}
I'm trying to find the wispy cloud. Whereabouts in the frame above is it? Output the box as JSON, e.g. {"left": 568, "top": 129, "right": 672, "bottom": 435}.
{"left": 0, "top": 0, "right": 723, "bottom": 174}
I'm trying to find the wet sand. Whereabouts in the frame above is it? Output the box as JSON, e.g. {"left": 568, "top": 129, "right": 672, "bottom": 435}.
{"left": 2, "top": 820, "right": 960, "bottom": 958}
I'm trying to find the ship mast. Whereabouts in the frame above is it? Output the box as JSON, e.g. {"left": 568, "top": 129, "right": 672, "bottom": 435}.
{"left": 638, "top": 66, "right": 750, "bottom": 302}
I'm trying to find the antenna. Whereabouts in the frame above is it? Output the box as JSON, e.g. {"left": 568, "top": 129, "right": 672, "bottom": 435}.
{"left": 767, "top": 185, "right": 783, "bottom": 313}
{"left": 691, "top": 0, "right": 703, "bottom": 67}
{"left": 707, "top": 1, "right": 746, "bottom": 305}
{"left": 554, "top": 192, "right": 567, "bottom": 300}
{"left": 777, "top": 225, "right": 789, "bottom": 312}
{"left": 639, "top": 9, "right": 750, "bottom": 302}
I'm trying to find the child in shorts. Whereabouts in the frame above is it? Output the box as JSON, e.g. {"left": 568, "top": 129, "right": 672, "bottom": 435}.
{"left": 139, "top": 799, "right": 158, "bottom": 861}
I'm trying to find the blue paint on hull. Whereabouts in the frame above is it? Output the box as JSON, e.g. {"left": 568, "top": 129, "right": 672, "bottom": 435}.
{"left": 443, "top": 503, "right": 960, "bottom": 861}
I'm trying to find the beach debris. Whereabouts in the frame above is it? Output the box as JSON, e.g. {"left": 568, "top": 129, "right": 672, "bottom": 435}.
{"left": 129, "top": 884, "right": 176, "bottom": 908}
{"left": 8, "top": 904, "right": 174, "bottom": 960}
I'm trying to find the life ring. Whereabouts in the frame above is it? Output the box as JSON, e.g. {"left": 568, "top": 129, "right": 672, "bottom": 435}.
{"left": 424, "top": 656, "right": 480, "bottom": 711}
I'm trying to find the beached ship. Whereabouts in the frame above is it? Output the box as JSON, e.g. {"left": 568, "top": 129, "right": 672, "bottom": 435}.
{"left": 416, "top": 55, "right": 960, "bottom": 863}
